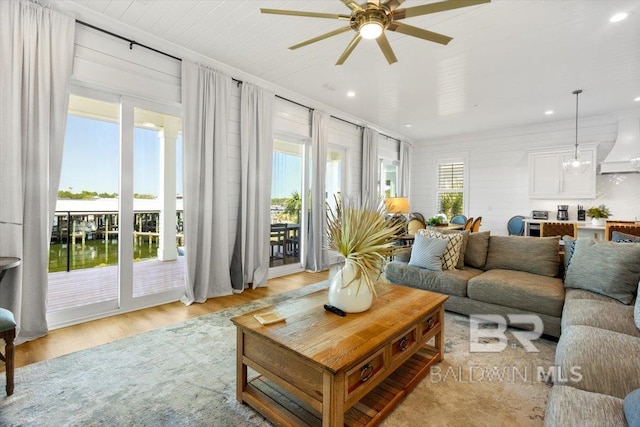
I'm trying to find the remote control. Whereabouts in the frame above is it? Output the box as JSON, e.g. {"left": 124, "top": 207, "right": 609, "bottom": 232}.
{"left": 324, "top": 304, "right": 346, "bottom": 317}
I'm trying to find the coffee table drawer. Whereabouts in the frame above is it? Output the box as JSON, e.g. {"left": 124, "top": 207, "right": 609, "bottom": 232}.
{"left": 346, "top": 347, "right": 385, "bottom": 398}
{"left": 419, "top": 308, "right": 440, "bottom": 339}
{"left": 391, "top": 325, "right": 418, "bottom": 363}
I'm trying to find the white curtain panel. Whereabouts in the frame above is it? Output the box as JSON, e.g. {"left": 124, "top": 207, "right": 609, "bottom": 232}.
{"left": 181, "top": 61, "right": 232, "bottom": 304}
{"left": 361, "top": 127, "right": 379, "bottom": 202}
{"left": 230, "top": 83, "right": 274, "bottom": 290}
{"left": 399, "top": 140, "right": 412, "bottom": 197}
{"left": 0, "top": 0, "right": 75, "bottom": 342}
{"left": 305, "top": 110, "right": 329, "bottom": 272}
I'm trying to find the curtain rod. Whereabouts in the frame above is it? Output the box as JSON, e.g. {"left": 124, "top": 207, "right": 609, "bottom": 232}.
{"left": 75, "top": 20, "right": 403, "bottom": 141}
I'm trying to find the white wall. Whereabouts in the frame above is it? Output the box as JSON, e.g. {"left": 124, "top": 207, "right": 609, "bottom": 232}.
{"left": 411, "top": 111, "right": 640, "bottom": 235}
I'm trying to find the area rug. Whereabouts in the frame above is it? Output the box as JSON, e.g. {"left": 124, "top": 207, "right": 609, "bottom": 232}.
{"left": 0, "top": 282, "right": 556, "bottom": 426}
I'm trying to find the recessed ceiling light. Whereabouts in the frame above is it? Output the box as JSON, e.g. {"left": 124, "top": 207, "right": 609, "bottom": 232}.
{"left": 347, "top": 91, "right": 356, "bottom": 97}
{"left": 634, "top": 96, "right": 640, "bottom": 102}
{"left": 403, "top": 123, "right": 413, "bottom": 128}
{"left": 610, "top": 12, "right": 628, "bottom": 23}
{"left": 545, "top": 110, "right": 554, "bottom": 115}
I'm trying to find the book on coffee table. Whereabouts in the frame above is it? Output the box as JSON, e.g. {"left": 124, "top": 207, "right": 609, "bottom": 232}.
{"left": 253, "top": 311, "right": 285, "bottom": 325}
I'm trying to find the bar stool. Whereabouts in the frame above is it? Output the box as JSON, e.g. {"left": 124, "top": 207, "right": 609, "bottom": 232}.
{"left": 0, "top": 308, "right": 16, "bottom": 395}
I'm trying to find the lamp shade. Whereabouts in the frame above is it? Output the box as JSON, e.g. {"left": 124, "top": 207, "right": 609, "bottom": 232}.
{"left": 385, "top": 197, "right": 410, "bottom": 214}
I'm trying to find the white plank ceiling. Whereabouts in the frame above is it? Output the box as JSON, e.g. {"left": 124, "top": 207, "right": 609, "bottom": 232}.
{"left": 63, "top": 0, "right": 640, "bottom": 141}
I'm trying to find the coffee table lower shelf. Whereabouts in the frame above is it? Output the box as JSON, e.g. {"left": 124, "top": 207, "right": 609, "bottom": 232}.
{"left": 243, "top": 345, "right": 440, "bottom": 427}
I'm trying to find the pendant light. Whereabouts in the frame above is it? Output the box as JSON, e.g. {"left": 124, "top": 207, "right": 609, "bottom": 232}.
{"left": 562, "top": 89, "right": 591, "bottom": 175}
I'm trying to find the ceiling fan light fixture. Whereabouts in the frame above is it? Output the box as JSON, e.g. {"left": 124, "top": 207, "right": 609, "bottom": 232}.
{"left": 359, "top": 20, "right": 383, "bottom": 39}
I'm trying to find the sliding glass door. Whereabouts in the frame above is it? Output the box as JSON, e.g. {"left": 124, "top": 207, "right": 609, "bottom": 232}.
{"left": 48, "top": 86, "right": 184, "bottom": 328}
{"left": 270, "top": 137, "right": 309, "bottom": 273}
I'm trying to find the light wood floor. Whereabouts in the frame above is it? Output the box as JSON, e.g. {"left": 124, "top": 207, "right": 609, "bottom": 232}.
{"left": 12, "top": 270, "right": 328, "bottom": 369}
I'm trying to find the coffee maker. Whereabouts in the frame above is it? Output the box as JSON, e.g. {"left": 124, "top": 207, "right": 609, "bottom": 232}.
{"left": 557, "top": 205, "right": 569, "bottom": 221}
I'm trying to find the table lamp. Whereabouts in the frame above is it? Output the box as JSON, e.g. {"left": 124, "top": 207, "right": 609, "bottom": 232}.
{"left": 385, "top": 197, "right": 410, "bottom": 234}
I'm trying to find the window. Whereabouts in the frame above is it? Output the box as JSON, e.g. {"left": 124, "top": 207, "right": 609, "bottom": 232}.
{"left": 437, "top": 161, "right": 465, "bottom": 220}
{"left": 379, "top": 159, "right": 399, "bottom": 198}
{"left": 326, "top": 146, "right": 345, "bottom": 211}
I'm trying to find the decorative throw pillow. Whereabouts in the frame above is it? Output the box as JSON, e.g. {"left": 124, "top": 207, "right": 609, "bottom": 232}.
{"left": 464, "top": 231, "right": 490, "bottom": 269}
{"left": 438, "top": 229, "right": 470, "bottom": 269}
{"left": 564, "top": 239, "right": 640, "bottom": 304}
{"left": 408, "top": 234, "right": 449, "bottom": 271}
{"left": 612, "top": 231, "right": 640, "bottom": 243}
{"left": 635, "top": 294, "right": 640, "bottom": 330}
{"left": 562, "top": 235, "right": 579, "bottom": 279}
{"left": 624, "top": 388, "right": 640, "bottom": 427}
{"left": 418, "top": 229, "right": 463, "bottom": 270}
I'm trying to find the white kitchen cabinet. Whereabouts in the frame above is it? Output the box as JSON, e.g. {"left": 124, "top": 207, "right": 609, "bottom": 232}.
{"left": 528, "top": 144, "right": 597, "bottom": 199}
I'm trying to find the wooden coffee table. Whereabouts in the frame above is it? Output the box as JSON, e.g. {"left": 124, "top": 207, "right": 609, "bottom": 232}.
{"left": 231, "top": 282, "right": 448, "bottom": 426}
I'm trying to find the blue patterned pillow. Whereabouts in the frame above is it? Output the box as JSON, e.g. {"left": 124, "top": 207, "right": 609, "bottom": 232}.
{"left": 612, "top": 231, "right": 640, "bottom": 243}
{"left": 408, "top": 234, "right": 449, "bottom": 271}
{"left": 625, "top": 388, "right": 640, "bottom": 427}
{"left": 562, "top": 236, "right": 579, "bottom": 279}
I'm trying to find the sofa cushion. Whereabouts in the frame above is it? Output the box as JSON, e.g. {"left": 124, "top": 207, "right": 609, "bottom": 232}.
{"left": 625, "top": 388, "right": 640, "bottom": 427}
{"left": 464, "top": 231, "right": 490, "bottom": 269}
{"left": 418, "top": 229, "right": 464, "bottom": 270}
{"left": 561, "top": 298, "right": 640, "bottom": 337}
{"left": 613, "top": 231, "right": 640, "bottom": 243}
{"left": 384, "top": 261, "right": 482, "bottom": 297}
{"left": 408, "top": 234, "right": 448, "bottom": 271}
{"left": 484, "top": 235, "right": 560, "bottom": 277}
{"left": 564, "top": 239, "right": 640, "bottom": 304}
{"left": 555, "top": 325, "right": 640, "bottom": 399}
{"left": 564, "top": 288, "right": 619, "bottom": 303}
{"left": 545, "top": 385, "right": 626, "bottom": 427}
{"left": 466, "top": 269, "right": 565, "bottom": 317}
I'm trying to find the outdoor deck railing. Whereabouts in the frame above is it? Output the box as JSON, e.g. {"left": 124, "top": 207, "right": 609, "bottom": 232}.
{"left": 50, "top": 210, "right": 184, "bottom": 272}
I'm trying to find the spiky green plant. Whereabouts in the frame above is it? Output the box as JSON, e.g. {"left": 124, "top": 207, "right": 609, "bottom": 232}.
{"left": 326, "top": 196, "right": 403, "bottom": 296}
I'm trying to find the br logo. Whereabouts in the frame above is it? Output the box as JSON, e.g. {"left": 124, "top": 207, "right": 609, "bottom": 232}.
{"left": 469, "top": 314, "right": 544, "bottom": 353}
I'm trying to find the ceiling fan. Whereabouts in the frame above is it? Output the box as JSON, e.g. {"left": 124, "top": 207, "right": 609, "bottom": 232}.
{"left": 261, "top": 0, "right": 491, "bottom": 65}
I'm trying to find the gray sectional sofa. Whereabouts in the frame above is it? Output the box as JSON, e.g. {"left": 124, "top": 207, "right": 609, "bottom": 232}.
{"left": 384, "top": 231, "right": 640, "bottom": 426}
{"left": 385, "top": 232, "right": 566, "bottom": 337}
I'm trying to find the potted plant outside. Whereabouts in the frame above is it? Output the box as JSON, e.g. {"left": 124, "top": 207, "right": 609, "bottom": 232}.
{"left": 326, "top": 196, "right": 403, "bottom": 313}
{"left": 586, "top": 204, "right": 611, "bottom": 226}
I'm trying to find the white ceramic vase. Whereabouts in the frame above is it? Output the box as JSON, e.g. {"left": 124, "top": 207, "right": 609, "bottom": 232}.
{"left": 591, "top": 218, "right": 606, "bottom": 226}
{"left": 328, "top": 259, "right": 374, "bottom": 313}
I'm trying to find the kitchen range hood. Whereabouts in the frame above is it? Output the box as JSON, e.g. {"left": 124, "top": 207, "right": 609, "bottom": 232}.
{"left": 599, "top": 117, "right": 640, "bottom": 174}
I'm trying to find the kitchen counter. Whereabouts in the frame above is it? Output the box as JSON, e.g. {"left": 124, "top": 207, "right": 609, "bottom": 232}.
{"left": 523, "top": 218, "right": 605, "bottom": 240}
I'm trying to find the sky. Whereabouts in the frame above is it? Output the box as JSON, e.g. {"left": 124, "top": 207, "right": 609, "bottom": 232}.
{"left": 59, "top": 115, "right": 183, "bottom": 196}
{"left": 60, "top": 114, "right": 299, "bottom": 200}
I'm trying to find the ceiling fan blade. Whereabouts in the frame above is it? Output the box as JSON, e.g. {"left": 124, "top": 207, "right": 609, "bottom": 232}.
{"left": 289, "top": 26, "right": 353, "bottom": 50}
{"left": 376, "top": 33, "right": 398, "bottom": 64}
{"left": 341, "top": 0, "right": 363, "bottom": 11}
{"left": 388, "top": 21, "right": 452, "bottom": 45}
{"left": 336, "top": 34, "right": 362, "bottom": 65}
{"left": 393, "top": 0, "right": 490, "bottom": 20}
{"left": 260, "top": 8, "right": 350, "bottom": 21}
{"left": 384, "top": 0, "right": 406, "bottom": 11}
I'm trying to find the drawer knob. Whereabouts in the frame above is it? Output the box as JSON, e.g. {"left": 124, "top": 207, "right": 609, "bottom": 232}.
{"left": 399, "top": 336, "right": 409, "bottom": 351}
{"left": 360, "top": 363, "right": 374, "bottom": 382}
